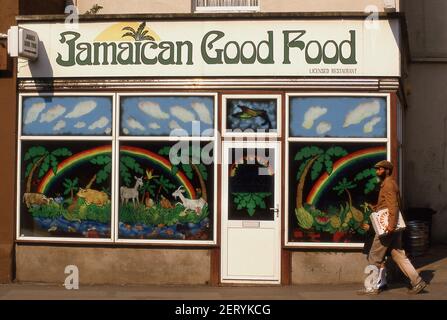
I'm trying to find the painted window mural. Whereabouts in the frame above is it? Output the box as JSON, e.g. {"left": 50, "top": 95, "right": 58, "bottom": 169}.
{"left": 288, "top": 143, "right": 386, "bottom": 243}
{"left": 289, "top": 97, "right": 387, "bottom": 138}
{"left": 20, "top": 141, "right": 112, "bottom": 238}
{"left": 118, "top": 142, "right": 214, "bottom": 241}
{"left": 225, "top": 97, "right": 279, "bottom": 134}
{"left": 19, "top": 93, "right": 216, "bottom": 243}
{"left": 120, "top": 96, "right": 215, "bottom": 136}
{"left": 287, "top": 95, "right": 390, "bottom": 246}
{"left": 22, "top": 96, "right": 113, "bottom": 136}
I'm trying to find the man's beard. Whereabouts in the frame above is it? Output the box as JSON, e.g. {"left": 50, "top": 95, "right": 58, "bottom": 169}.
{"left": 376, "top": 171, "right": 386, "bottom": 181}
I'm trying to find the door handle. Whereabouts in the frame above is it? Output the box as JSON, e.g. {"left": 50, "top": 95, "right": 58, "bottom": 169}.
{"left": 270, "top": 207, "right": 279, "bottom": 218}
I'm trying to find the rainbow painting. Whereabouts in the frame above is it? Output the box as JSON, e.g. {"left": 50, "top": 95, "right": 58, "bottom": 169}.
{"left": 37, "top": 145, "right": 196, "bottom": 199}
{"left": 120, "top": 145, "right": 196, "bottom": 199}
{"left": 38, "top": 145, "right": 112, "bottom": 194}
{"left": 305, "top": 146, "right": 386, "bottom": 206}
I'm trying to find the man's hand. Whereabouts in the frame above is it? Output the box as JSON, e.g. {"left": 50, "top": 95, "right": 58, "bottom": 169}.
{"left": 385, "top": 225, "right": 395, "bottom": 234}
{"left": 361, "top": 223, "right": 370, "bottom": 232}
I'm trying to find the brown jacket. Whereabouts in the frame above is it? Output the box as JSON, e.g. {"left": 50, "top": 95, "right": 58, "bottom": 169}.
{"left": 373, "top": 176, "right": 400, "bottom": 229}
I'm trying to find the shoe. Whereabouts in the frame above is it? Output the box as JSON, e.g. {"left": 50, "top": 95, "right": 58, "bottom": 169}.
{"left": 356, "top": 288, "right": 380, "bottom": 295}
{"left": 378, "top": 284, "right": 389, "bottom": 291}
{"left": 408, "top": 280, "right": 427, "bottom": 294}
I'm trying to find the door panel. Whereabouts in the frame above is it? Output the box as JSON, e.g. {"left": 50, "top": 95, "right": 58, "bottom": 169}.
{"left": 221, "top": 142, "right": 281, "bottom": 283}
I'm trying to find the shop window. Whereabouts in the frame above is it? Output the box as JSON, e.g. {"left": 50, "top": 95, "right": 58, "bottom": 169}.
{"left": 286, "top": 95, "right": 389, "bottom": 247}
{"left": 117, "top": 141, "right": 214, "bottom": 241}
{"left": 222, "top": 95, "right": 281, "bottom": 137}
{"left": 18, "top": 93, "right": 217, "bottom": 244}
{"left": 20, "top": 141, "right": 112, "bottom": 239}
{"left": 21, "top": 96, "right": 113, "bottom": 136}
{"left": 19, "top": 95, "right": 115, "bottom": 240}
{"left": 117, "top": 94, "right": 217, "bottom": 243}
{"left": 120, "top": 96, "right": 215, "bottom": 137}
{"left": 289, "top": 97, "right": 387, "bottom": 138}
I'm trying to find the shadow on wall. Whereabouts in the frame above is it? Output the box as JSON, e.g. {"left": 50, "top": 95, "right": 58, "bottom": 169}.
{"left": 25, "top": 40, "right": 54, "bottom": 91}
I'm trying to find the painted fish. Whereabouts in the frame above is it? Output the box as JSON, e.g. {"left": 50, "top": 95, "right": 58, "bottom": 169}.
{"left": 231, "top": 104, "right": 272, "bottom": 129}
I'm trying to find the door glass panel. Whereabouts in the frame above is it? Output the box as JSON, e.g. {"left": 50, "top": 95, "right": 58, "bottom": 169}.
{"left": 227, "top": 147, "right": 275, "bottom": 221}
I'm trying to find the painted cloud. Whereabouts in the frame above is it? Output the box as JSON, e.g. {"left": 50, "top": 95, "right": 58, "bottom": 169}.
{"left": 169, "top": 120, "right": 182, "bottom": 130}
{"left": 316, "top": 121, "right": 332, "bottom": 135}
{"left": 302, "top": 106, "right": 328, "bottom": 129}
{"left": 74, "top": 121, "right": 86, "bottom": 128}
{"left": 191, "top": 102, "right": 212, "bottom": 125}
{"left": 40, "top": 105, "right": 66, "bottom": 123}
{"left": 126, "top": 117, "right": 145, "bottom": 131}
{"left": 65, "top": 100, "right": 97, "bottom": 118}
{"left": 53, "top": 120, "right": 66, "bottom": 131}
{"left": 363, "top": 117, "right": 382, "bottom": 133}
{"left": 24, "top": 102, "right": 45, "bottom": 124}
{"left": 170, "top": 106, "right": 196, "bottom": 123}
{"left": 148, "top": 122, "right": 161, "bottom": 130}
{"left": 88, "top": 116, "right": 109, "bottom": 130}
{"left": 343, "top": 100, "right": 381, "bottom": 128}
{"left": 138, "top": 101, "right": 170, "bottom": 119}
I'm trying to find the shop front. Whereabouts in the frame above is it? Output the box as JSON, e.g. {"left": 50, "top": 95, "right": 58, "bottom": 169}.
{"left": 15, "top": 15, "right": 402, "bottom": 285}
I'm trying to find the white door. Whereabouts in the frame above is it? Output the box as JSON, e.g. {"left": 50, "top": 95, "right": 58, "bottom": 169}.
{"left": 221, "top": 141, "right": 281, "bottom": 283}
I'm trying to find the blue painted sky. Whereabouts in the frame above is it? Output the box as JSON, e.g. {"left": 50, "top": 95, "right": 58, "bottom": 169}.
{"left": 227, "top": 99, "right": 277, "bottom": 133}
{"left": 289, "top": 97, "right": 387, "bottom": 138}
{"left": 120, "top": 96, "right": 214, "bottom": 136}
{"left": 22, "top": 96, "right": 112, "bottom": 136}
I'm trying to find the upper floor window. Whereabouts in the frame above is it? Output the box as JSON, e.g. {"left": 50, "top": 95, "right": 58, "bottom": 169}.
{"left": 194, "top": 0, "right": 260, "bottom": 12}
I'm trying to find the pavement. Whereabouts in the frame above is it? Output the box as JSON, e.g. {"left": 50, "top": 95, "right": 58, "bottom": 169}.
{"left": 1, "top": 245, "right": 447, "bottom": 300}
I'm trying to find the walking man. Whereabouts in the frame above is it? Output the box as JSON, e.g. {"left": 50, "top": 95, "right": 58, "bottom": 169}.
{"left": 360, "top": 160, "right": 427, "bottom": 295}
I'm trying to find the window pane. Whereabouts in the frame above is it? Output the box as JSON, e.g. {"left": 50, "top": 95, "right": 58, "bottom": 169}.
{"left": 289, "top": 97, "right": 387, "bottom": 138}
{"left": 226, "top": 98, "right": 278, "bottom": 134}
{"left": 288, "top": 143, "right": 387, "bottom": 244}
{"left": 22, "top": 96, "right": 113, "bottom": 136}
{"left": 20, "top": 141, "right": 112, "bottom": 238}
{"left": 118, "top": 141, "right": 214, "bottom": 241}
{"left": 227, "top": 148, "right": 275, "bottom": 221}
{"left": 120, "top": 96, "right": 215, "bottom": 137}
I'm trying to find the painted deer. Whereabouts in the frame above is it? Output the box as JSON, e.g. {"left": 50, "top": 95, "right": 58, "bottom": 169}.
{"left": 172, "top": 186, "right": 207, "bottom": 215}
{"left": 120, "top": 176, "right": 143, "bottom": 207}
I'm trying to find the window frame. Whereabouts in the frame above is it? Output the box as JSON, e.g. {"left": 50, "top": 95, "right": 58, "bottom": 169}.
{"left": 284, "top": 92, "right": 391, "bottom": 249}
{"left": 115, "top": 92, "right": 218, "bottom": 245}
{"left": 222, "top": 94, "right": 282, "bottom": 139}
{"left": 16, "top": 92, "right": 218, "bottom": 245}
{"left": 17, "top": 92, "right": 117, "bottom": 243}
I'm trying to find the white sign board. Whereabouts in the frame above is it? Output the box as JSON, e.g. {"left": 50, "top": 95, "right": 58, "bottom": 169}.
{"left": 17, "top": 19, "right": 400, "bottom": 78}
{"left": 8, "top": 26, "right": 39, "bottom": 60}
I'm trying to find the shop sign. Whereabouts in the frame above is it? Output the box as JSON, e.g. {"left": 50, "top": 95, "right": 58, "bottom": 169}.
{"left": 17, "top": 20, "right": 400, "bottom": 78}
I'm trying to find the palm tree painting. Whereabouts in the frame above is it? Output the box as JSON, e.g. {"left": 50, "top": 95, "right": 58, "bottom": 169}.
{"left": 290, "top": 143, "right": 386, "bottom": 243}
{"left": 117, "top": 142, "right": 212, "bottom": 241}
{"left": 63, "top": 177, "right": 79, "bottom": 201}
{"left": 24, "top": 146, "right": 72, "bottom": 193}
{"left": 122, "top": 22, "right": 155, "bottom": 41}
{"left": 294, "top": 146, "right": 347, "bottom": 209}
{"left": 20, "top": 142, "right": 112, "bottom": 239}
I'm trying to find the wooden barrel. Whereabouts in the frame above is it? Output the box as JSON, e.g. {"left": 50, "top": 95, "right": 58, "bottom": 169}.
{"left": 405, "top": 221, "right": 430, "bottom": 256}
